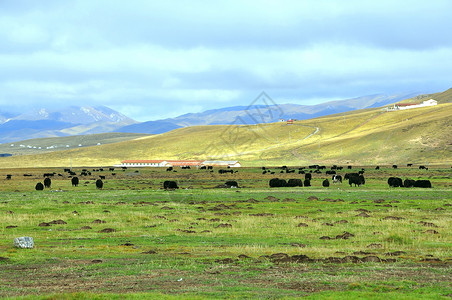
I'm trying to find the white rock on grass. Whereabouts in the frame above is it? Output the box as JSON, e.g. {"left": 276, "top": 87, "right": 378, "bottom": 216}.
{"left": 14, "top": 237, "right": 34, "bottom": 249}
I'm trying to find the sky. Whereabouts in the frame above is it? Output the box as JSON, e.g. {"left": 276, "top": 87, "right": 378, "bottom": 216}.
{"left": 1, "top": 0, "right": 451, "bottom": 122}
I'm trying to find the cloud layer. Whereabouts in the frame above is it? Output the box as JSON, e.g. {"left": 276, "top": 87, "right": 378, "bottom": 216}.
{"left": 1, "top": 0, "right": 451, "bottom": 121}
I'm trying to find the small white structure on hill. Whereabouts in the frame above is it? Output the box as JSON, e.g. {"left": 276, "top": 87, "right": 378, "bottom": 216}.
{"left": 387, "top": 99, "right": 437, "bottom": 111}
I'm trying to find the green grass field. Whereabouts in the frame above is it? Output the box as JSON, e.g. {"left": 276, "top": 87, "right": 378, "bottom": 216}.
{"left": 0, "top": 165, "right": 450, "bottom": 299}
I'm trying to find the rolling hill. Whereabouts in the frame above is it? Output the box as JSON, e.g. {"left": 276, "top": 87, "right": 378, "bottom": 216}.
{"left": 1, "top": 102, "right": 450, "bottom": 168}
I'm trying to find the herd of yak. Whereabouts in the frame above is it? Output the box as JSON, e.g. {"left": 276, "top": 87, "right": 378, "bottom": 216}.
{"left": 3, "top": 163, "right": 433, "bottom": 191}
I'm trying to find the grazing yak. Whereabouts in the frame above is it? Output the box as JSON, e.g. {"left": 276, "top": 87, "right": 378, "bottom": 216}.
{"left": 71, "top": 177, "right": 79, "bottom": 187}
{"left": 388, "top": 177, "right": 403, "bottom": 187}
{"left": 96, "top": 179, "right": 103, "bottom": 189}
{"left": 403, "top": 179, "right": 416, "bottom": 188}
{"left": 392, "top": 165, "right": 398, "bottom": 169}
{"left": 414, "top": 180, "right": 432, "bottom": 188}
{"left": 43, "top": 177, "right": 51, "bottom": 188}
{"left": 303, "top": 179, "right": 311, "bottom": 187}
{"left": 163, "top": 181, "right": 178, "bottom": 189}
{"left": 305, "top": 173, "right": 312, "bottom": 180}
{"left": 35, "top": 182, "right": 44, "bottom": 190}
{"left": 325, "top": 170, "right": 336, "bottom": 175}
{"left": 375, "top": 166, "right": 380, "bottom": 170}
{"left": 269, "top": 178, "right": 287, "bottom": 188}
{"left": 225, "top": 181, "right": 239, "bottom": 188}
{"left": 332, "top": 174, "right": 342, "bottom": 183}
{"left": 6, "top": 174, "right": 12, "bottom": 180}
{"left": 218, "top": 169, "right": 233, "bottom": 174}
{"left": 287, "top": 179, "right": 303, "bottom": 187}
{"left": 322, "top": 179, "right": 330, "bottom": 187}
{"left": 345, "top": 173, "right": 365, "bottom": 187}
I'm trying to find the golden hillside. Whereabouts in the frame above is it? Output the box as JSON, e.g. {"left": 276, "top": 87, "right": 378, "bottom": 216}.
{"left": 0, "top": 103, "right": 451, "bottom": 168}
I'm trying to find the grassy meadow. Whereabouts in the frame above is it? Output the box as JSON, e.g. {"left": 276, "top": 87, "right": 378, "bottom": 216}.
{"left": 0, "top": 165, "right": 451, "bottom": 298}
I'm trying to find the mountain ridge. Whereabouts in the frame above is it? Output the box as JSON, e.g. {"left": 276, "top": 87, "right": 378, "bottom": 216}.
{"left": 1, "top": 88, "right": 450, "bottom": 143}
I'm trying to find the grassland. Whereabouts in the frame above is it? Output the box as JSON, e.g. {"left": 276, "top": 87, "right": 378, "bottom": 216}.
{"left": 0, "top": 165, "right": 450, "bottom": 299}
{"left": 0, "top": 103, "right": 450, "bottom": 168}
{"left": 0, "top": 132, "right": 150, "bottom": 156}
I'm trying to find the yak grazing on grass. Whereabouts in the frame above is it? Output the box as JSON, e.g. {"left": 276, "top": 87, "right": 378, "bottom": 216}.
{"left": 43, "top": 177, "right": 51, "bottom": 188}
{"left": 164, "top": 181, "right": 178, "bottom": 189}
{"left": 287, "top": 179, "right": 303, "bottom": 187}
{"left": 71, "top": 177, "right": 79, "bottom": 187}
{"left": 403, "top": 179, "right": 416, "bottom": 188}
{"left": 346, "top": 173, "right": 365, "bottom": 187}
{"left": 225, "top": 181, "right": 239, "bottom": 188}
{"left": 35, "top": 182, "right": 44, "bottom": 190}
{"left": 414, "top": 180, "right": 432, "bottom": 188}
{"left": 322, "top": 179, "right": 330, "bottom": 187}
{"left": 388, "top": 177, "right": 403, "bottom": 187}
{"left": 332, "top": 174, "right": 342, "bottom": 184}
{"left": 96, "top": 179, "right": 103, "bottom": 189}
{"left": 269, "top": 178, "right": 287, "bottom": 188}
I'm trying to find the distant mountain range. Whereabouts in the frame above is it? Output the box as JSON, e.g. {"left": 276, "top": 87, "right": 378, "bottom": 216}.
{"left": 115, "top": 92, "right": 421, "bottom": 134}
{"left": 1, "top": 89, "right": 450, "bottom": 144}
{"left": 0, "top": 106, "right": 137, "bottom": 143}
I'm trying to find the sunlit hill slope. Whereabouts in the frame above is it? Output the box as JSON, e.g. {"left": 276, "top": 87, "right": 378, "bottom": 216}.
{"left": 0, "top": 103, "right": 451, "bottom": 168}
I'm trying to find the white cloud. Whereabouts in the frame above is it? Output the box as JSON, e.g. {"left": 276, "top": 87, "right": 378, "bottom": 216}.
{"left": 0, "top": 0, "right": 451, "bottom": 120}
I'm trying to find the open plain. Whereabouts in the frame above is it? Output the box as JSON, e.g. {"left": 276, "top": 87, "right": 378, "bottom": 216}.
{"left": 0, "top": 165, "right": 451, "bottom": 299}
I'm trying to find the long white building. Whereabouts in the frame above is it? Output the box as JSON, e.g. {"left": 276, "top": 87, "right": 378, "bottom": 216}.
{"left": 115, "top": 160, "right": 241, "bottom": 168}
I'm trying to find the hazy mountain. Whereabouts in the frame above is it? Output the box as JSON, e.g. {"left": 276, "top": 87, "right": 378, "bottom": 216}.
{"left": 0, "top": 90, "right": 441, "bottom": 143}
{"left": 11, "top": 106, "right": 135, "bottom": 124}
{"left": 117, "top": 120, "right": 183, "bottom": 134}
{"left": 115, "top": 92, "right": 421, "bottom": 134}
{"left": 0, "top": 106, "right": 137, "bottom": 143}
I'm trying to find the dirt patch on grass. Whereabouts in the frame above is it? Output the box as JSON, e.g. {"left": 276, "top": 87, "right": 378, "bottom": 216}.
{"left": 0, "top": 256, "right": 450, "bottom": 298}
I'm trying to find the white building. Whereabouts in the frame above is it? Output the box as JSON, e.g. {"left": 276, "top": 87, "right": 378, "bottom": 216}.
{"left": 388, "top": 99, "right": 438, "bottom": 111}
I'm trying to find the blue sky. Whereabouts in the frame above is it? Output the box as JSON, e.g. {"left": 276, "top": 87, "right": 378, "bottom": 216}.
{"left": 1, "top": 0, "right": 451, "bottom": 121}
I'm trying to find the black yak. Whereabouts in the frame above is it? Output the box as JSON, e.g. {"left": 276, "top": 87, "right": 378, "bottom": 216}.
{"left": 305, "top": 173, "right": 312, "bottom": 180}
{"left": 225, "top": 181, "right": 239, "bottom": 188}
{"left": 392, "top": 165, "right": 398, "bottom": 169}
{"left": 348, "top": 174, "right": 364, "bottom": 187}
{"left": 388, "top": 177, "right": 403, "bottom": 187}
{"left": 43, "top": 177, "right": 51, "bottom": 189}
{"left": 269, "top": 178, "right": 287, "bottom": 188}
{"left": 403, "top": 179, "right": 416, "bottom": 188}
{"left": 322, "top": 179, "right": 330, "bottom": 187}
{"left": 303, "top": 179, "right": 311, "bottom": 187}
{"left": 35, "top": 182, "right": 44, "bottom": 190}
{"left": 414, "top": 180, "right": 432, "bottom": 188}
{"left": 287, "top": 179, "right": 303, "bottom": 187}
{"left": 96, "top": 179, "right": 103, "bottom": 189}
{"left": 163, "top": 181, "right": 178, "bottom": 189}
{"left": 218, "top": 169, "right": 233, "bottom": 174}
{"left": 71, "top": 177, "right": 79, "bottom": 187}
